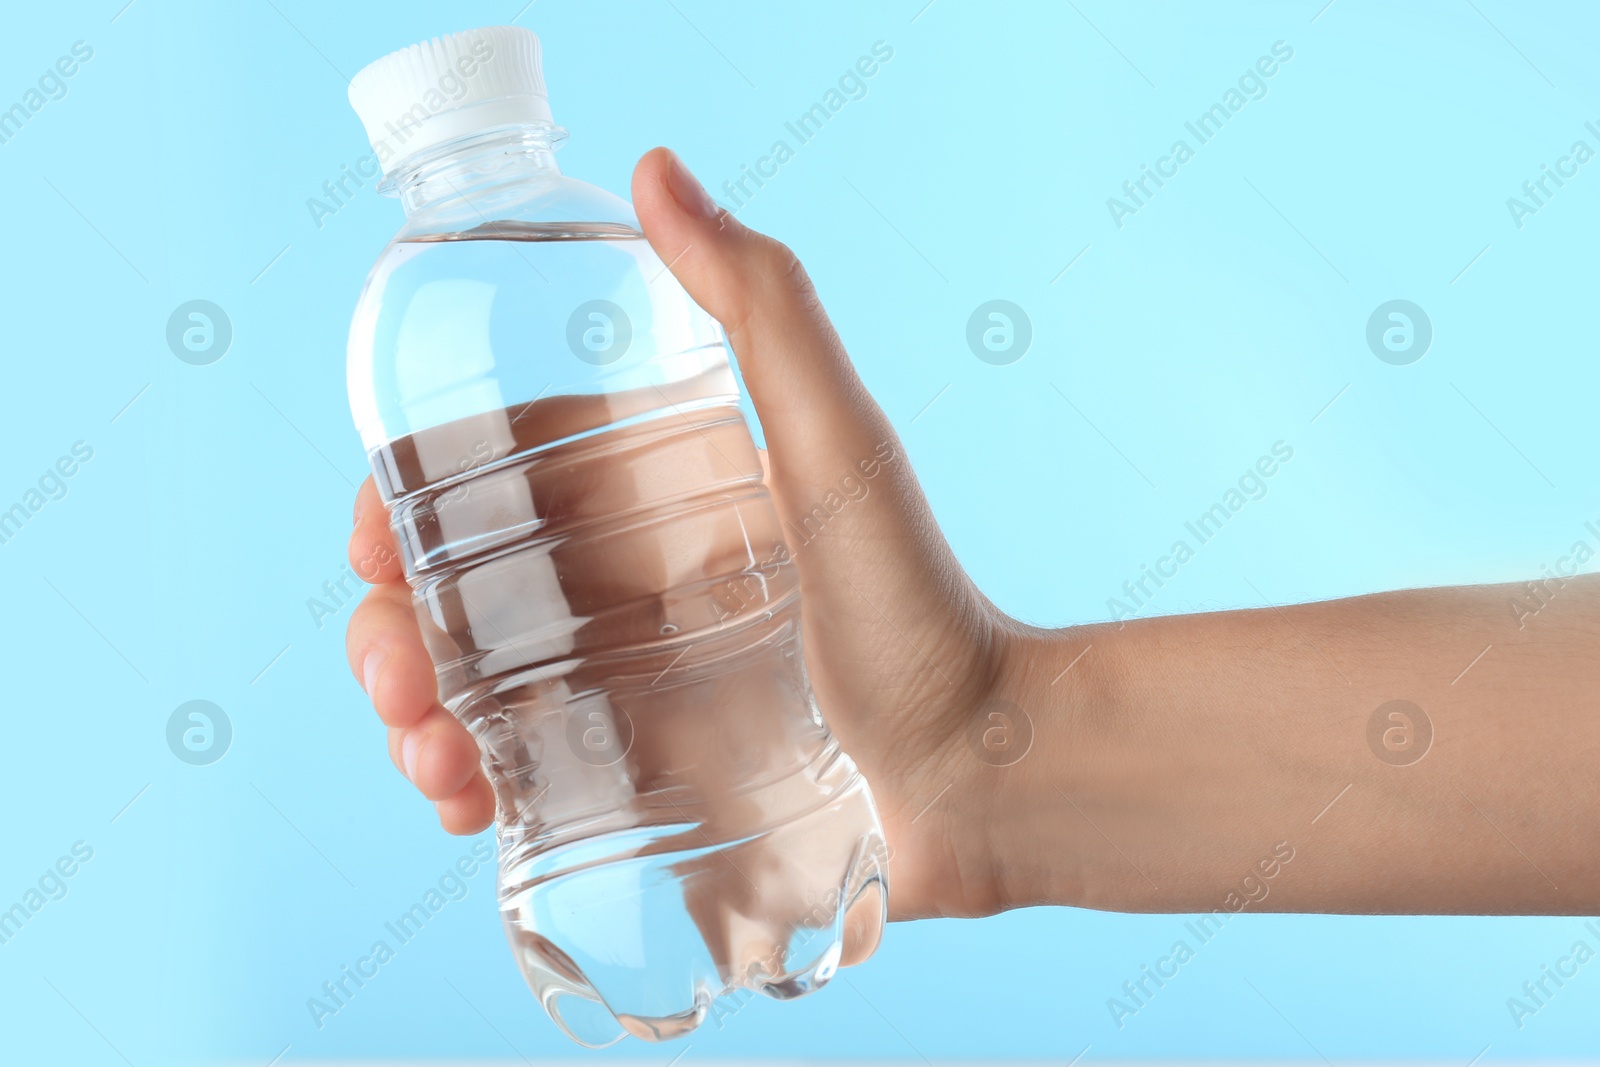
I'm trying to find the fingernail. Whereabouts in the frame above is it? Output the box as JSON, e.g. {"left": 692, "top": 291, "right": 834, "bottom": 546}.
{"left": 666, "top": 150, "right": 721, "bottom": 220}
{"left": 362, "top": 650, "right": 386, "bottom": 698}
{"left": 401, "top": 729, "right": 422, "bottom": 781}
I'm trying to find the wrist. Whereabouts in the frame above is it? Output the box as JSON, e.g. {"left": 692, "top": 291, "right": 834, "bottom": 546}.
{"left": 981, "top": 617, "right": 1146, "bottom": 914}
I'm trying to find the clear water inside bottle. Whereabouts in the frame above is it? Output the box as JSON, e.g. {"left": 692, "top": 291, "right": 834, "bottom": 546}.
{"left": 356, "top": 224, "right": 888, "bottom": 1046}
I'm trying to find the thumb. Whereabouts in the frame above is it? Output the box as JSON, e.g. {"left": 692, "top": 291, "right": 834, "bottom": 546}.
{"left": 630, "top": 147, "right": 890, "bottom": 490}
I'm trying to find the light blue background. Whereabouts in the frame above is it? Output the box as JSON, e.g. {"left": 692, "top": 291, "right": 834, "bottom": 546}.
{"left": 2, "top": 0, "right": 1597, "bottom": 1062}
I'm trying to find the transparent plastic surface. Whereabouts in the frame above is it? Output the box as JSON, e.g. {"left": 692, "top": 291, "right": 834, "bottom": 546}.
{"left": 346, "top": 141, "right": 888, "bottom": 1046}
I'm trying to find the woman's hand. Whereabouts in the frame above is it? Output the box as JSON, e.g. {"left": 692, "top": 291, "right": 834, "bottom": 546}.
{"left": 346, "top": 147, "right": 1030, "bottom": 925}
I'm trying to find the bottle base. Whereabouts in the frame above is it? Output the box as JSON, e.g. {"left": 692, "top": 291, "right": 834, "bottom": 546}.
{"left": 499, "top": 771, "right": 888, "bottom": 1046}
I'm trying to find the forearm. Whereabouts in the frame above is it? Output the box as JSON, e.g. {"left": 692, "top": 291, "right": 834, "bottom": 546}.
{"left": 988, "top": 575, "right": 1600, "bottom": 914}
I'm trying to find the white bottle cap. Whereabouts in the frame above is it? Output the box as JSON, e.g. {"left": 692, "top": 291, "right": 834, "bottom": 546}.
{"left": 348, "top": 25, "right": 555, "bottom": 179}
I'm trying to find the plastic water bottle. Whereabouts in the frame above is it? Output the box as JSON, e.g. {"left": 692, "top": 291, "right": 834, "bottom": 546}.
{"left": 344, "top": 26, "right": 888, "bottom": 1046}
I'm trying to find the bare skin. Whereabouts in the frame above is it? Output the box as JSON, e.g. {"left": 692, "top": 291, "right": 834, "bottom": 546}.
{"left": 346, "top": 148, "right": 1600, "bottom": 953}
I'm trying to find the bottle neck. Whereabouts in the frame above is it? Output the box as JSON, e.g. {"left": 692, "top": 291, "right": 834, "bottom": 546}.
{"left": 387, "top": 124, "right": 566, "bottom": 217}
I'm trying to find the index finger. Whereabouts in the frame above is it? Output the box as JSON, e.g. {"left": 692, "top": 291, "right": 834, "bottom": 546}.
{"left": 349, "top": 476, "right": 404, "bottom": 585}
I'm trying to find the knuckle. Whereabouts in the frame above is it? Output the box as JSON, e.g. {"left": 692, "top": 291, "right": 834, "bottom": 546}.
{"left": 345, "top": 589, "right": 403, "bottom": 661}
{"left": 758, "top": 235, "right": 808, "bottom": 290}
{"left": 345, "top": 588, "right": 383, "bottom": 632}
{"left": 351, "top": 536, "right": 401, "bottom": 583}
{"left": 757, "top": 235, "right": 824, "bottom": 317}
